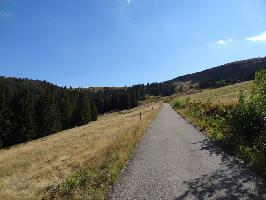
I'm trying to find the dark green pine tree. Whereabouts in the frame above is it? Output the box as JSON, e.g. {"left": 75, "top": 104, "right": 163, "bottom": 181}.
{"left": 130, "top": 91, "right": 137, "bottom": 108}
{"left": 0, "top": 87, "right": 13, "bottom": 147}
{"left": 59, "top": 93, "right": 71, "bottom": 129}
{"left": 48, "top": 95, "right": 62, "bottom": 133}
{"left": 72, "top": 94, "right": 91, "bottom": 126}
{"left": 35, "top": 93, "right": 49, "bottom": 136}
{"left": 11, "top": 89, "right": 36, "bottom": 144}
{"left": 91, "top": 102, "right": 98, "bottom": 121}
{"left": 35, "top": 92, "right": 62, "bottom": 137}
{"left": 126, "top": 93, "right": 131, "bottom": 109}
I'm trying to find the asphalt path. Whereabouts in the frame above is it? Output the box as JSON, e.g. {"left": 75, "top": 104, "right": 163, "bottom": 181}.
{"left": 107, "top": 103, "right": 266, "bottom": 200}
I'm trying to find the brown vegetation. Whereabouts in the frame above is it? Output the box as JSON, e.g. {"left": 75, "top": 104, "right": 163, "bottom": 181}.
{"left": 178, "top": 81, "right": 252, "bottom": 104}
{"left": 0, "top": 102, "right": 160, "bottom": 199}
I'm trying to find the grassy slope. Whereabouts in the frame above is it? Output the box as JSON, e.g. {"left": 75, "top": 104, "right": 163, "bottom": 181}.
{"left": 179, "top": 81, "right": 253, "bottom": 104}
{"left": 172, "top": 80, "right": 266, "bottom": 175}
{"left": 172, "top": 81, "right": 253, "bottom": 139}
{"left": 0, "top": 102, "right": 161, "bottom": 200}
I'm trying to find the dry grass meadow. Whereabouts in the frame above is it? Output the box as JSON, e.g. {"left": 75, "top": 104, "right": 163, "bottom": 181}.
{"left": 0, "top": 102, "right": 161, "bottom": 199}
{"left": 178, "top": 81, "right": 253, "bottom": 104}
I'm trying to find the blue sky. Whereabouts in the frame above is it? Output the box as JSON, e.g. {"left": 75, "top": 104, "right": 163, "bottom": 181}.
{"left": 1, "top": 0, "right": 266, "bottom": 87}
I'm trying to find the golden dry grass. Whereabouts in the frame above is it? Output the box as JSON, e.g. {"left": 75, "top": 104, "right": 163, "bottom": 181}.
{"left": 178, "top": 81, "right": 253, "bottom": 104}
{"left": 0, "top": 102, "right": 161, "bottom": 200}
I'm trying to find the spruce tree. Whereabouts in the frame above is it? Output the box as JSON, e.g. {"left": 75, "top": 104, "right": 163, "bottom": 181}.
{"left": 11, "top": 89, "right": 36, "bottom": 144}
{"left": 72, "top": 94, "right": 91, "bottom": 126}
{"left": 91, "top": 102, "right": 98, "bottom": 121}
{"left": 0, "top": 87, "right": 12, "bottom": 147}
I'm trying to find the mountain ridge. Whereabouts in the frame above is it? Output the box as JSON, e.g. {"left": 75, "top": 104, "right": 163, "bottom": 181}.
{"left": 170, "top": 56, "right": 266, "bottom": 87}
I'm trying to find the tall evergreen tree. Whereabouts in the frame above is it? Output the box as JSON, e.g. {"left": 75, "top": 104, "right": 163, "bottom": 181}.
{"left": 72, "top": 94, "right": 91, "bottom": 126}
{"left": 59, "top": 93, "right": 71, "bottom": 129}
{"left": 0, "top": 87, "right": 12, "bottom": 147}
{"left": 91, "top": 102, "right": 98, "bottom": 121}
{"left": 11, "top": 89, "right": 36, "bottom": 144}
{"left": 35, "top": 92, "right": 61, "bottom": 137}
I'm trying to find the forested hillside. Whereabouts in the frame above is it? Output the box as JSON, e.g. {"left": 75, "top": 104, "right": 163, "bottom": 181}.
{"left": 0, "top": 77, "right": 145, "bottom": 148}
{"left": 137, "top": 57, "right": 266, "bottom": 98}
{"left": 171, "top": 57, "right": 266, "bottom": 88}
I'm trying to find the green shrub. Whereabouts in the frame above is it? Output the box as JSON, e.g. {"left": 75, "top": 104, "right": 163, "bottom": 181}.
{"left": 251, "top": 69, "right": 266, "bottom": 116}
{"left": 226, "top": 70, "right": 266, "bottom": 147}
{"left": 174, "top": 99, "right": 182, "bottom": 109}
{"left": 226, "top": 101, "right": 265, "bottom": 147}
{"left": 224, "top": 69, "right": 266, "bottom": 171}
{"left": 175, "top": 69, "right": 266, "bottom": 174}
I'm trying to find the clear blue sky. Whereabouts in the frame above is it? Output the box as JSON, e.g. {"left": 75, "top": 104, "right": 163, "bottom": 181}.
{"left": 1, "top": 0, "right": 266, "bottom": 87}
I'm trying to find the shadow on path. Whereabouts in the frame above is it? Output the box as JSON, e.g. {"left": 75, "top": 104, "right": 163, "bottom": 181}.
{"left": 176, "top": 139, "right": 266, "bottom": 200}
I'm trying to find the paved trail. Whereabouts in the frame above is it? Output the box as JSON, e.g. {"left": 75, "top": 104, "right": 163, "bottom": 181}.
{"left": 107, "top": 104, "right": 266, "bottom": 200}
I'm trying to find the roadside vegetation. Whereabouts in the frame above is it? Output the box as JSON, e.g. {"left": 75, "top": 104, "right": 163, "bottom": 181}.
{"left": 172, "top": 69, "right": 266, "bottom": 175}
{"left": 0, "top": 102, "right": 160, "bottom": 199}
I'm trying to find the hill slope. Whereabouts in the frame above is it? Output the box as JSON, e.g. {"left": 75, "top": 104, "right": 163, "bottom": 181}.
{"left": 178, "top": 81, "right": 252, "bottom": 104}
{"left": 171, "top": 57, "right": 266, "bottom": 88}
{"left": 0, "top": 103, "right": 160, "bottom": 199}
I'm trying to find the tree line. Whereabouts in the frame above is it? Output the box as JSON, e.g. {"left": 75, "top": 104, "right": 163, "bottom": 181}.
{"left": 91, "top": 85, "right": 145, "bottom": 114}
{"left": 145, "top": 82, "right": 176, "bottom": 96}
{"left": 0, "top": 78, "right": 145, "bottom": 148}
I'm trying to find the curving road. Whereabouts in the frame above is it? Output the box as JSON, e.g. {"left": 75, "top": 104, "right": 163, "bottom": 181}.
{"left": 107, "top": 104, "right": 266, "bottom": 200}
